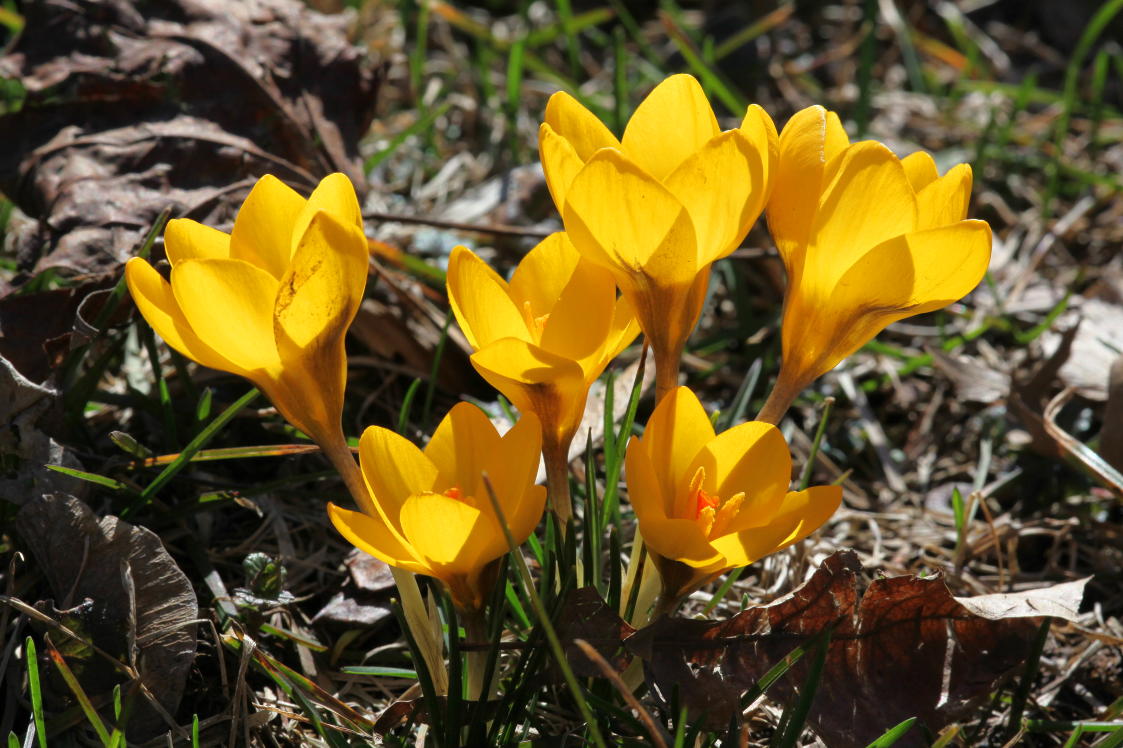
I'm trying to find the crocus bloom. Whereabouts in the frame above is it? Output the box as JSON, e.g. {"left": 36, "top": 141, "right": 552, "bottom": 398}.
{"left": 538, "top": 74, "right": 777, "bottom": 398}
{"left": 626, "top": 387, "right": 841, "bottom": 607}
{"left": 447, "top": 234, "right": 639, "bottom": 523}
{"left": 125, "top": 173, "right": 370, "bottom": 493}
{"left": 758, "top": 105, "right": 992, "bottom": 423}
{"left": 328, "top": 403, "right": 546, "bottom": 611}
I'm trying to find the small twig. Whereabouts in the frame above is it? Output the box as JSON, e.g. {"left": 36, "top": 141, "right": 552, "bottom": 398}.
{"left": 572, "top": 639, "right": 668, "bottom": 748}
{"left": 363, "top": 209, "right": 550, "bottom": 239}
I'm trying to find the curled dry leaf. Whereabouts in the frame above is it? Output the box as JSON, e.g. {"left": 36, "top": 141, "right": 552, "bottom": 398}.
{"left": 15, "top": 493, "right": 198, "bottom": 740}
{"left": 0, "top": 0, "right": 381, "bottom": 285}
{"left": 626, "top": 550, "right": 1087, "bottom": 746}
{"left": 0, "top": 356, "right": 86, "bottom": 505}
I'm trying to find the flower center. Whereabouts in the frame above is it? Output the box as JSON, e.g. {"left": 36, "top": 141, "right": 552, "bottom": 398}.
{"left": 686, "top": 467, "right": 745, "bottom": 540}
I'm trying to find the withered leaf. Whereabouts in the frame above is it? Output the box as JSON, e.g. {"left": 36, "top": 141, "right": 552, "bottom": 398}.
{"left": 0, "top": 0, "right": 381, "bottom": 285}
{"left": 627, "top": 550, "right": 1087, "bottom": 746}
{"left": 16, "top": 493, "right": 198, "bottom": 740}
{"left": 556, "top": 586, "right": 636, "bottom": 677}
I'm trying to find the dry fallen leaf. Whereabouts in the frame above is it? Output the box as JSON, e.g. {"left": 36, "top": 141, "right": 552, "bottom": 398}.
{"left": 16, "top": 493, "right": 198, "bottom": 740}
{"left": 0, "top": 0, "right": 381, "bottom": 285}
{"left": 626, "top": 550, "right": 1087, "bottom": 746}
{"left": 557, "top": 587, "right": 637, "bottom": 677}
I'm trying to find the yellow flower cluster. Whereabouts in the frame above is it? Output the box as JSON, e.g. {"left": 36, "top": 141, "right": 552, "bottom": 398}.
{"left": 126, "top": 74, "right": 990, "bottom": 614}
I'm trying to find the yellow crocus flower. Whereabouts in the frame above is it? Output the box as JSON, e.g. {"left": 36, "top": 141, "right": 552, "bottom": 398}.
{"left": 538, "top": 74, "right": 778, "bottom": 399}
{"left": 125, "top": 173, "right": 371, "bottom": 509}
{"left": 327, "top": 403, "right": 546, "bottom": 612}
{"left": 625, "top": 387, "right": 841, "bottom": 610}
{"left": 758, "top": 105, "right": 993, "bottom": 423}
{"left": 446, "top": 233, "right": 639, "bottom": 525}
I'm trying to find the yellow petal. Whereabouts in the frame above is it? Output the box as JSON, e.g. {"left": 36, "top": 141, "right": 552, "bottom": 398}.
{"left": 229, "top": 174, "right": 307, "bottom": 279}
{"left": 543, "top": 91, "right": 621, "bottom": 160}
{"left": 805, "top": 141, "right": 917, "bottom": 290}
{"left": 469, "top": 339, "right": 587, "bottom": 448}
{"left": 693, "top": 421, "right": 791, "bottom": 530}
{"left": 823, "top": 110, "right": 849, "bottom": 162}
{"left": 900, "top": 151, "right": 939, "bottom": 192}
{"left": 488, "top": 412, "right": 546, "bottom": 544}
{"left": 783, "top": 220, "right": 992, "bottom": 382}
{"left": 507, "top": 232, "right": 581, "bottom": 318}
{"left": 425, "top": 401, "right": 505, "bottom": 498}
{"left": 604, "top": 294, "right": 642, "bottom": 363}
{"left": 563, "top": 149, "right": 698, "bottom": 286}
{"left": 538, "top": 258, "right": 615, "bottom": 377}
{"left": 639, "top": 516, "right": 724, "bottom": 569}
{"left": 767, "top": 105, "right": 847, "bottom": 276}
{"left": 171, "top": 258, "right": 281, "bottom": 371}
{"left": 640, "top": 387, "right": 716, "bottom": 520}
{"left": 740, "top": 103, "right": 780, "bottom": 205}
{"left": 327, "top": 502, "right": 427, "bottom": 574}
{"left": 164, "top": 219, "right": 230, "bottom": 265}
{"left": 124, "top": 258, "right": 240, "bottom": 374}
{"left": 621, "top": 74, "right": 719, "bottom": 180}
{"left": 624, "top": 434, "right": 670, "bottom": 526}
{"left": 400, "top": 492, "right": 501, "bottom": 574}
{"left": 274, "top": 210, "right": 368, "bottom": 354}
{"left": 359, "top": 424, "right": 439, "bottom": 524}
{"left": 711, "top": 485, "right": 841, "bottom": 567}
{"left": 663, "top": 129, "right": 764, "bottom": 264}
{"left": 290, "top": 173, "right": 364, "bottom": 259}
{"left": 915, "top": 163, "right": 972, "bottom": 230}
{"left": 447, "top": 246, "right": 531, "bottom": 350}
{"left": 538, "top": 123, "right": 587, "bottom": 216}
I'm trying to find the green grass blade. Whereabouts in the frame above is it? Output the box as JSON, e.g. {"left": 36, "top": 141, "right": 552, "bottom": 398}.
{"left": 25, "top": 637, "right": 47, "bottom": 748}
{"left": 798, "top": 396, "right": 834, "bottom": 490}
{"left": 865, "top": 717, "right": 917, "bottom": 747}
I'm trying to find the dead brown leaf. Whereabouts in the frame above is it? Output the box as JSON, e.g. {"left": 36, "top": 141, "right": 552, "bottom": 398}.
{"left": 556, "top": 586, "right": 636, "bottom": 677}
{"left": 0, "top": 0, "right": 381, "bottom": 285}
{"left": 15, "top": 493, "right": 198, "bottom": 740}
{"left": 626, "top": 550, "right": 1087, "bottom": 746}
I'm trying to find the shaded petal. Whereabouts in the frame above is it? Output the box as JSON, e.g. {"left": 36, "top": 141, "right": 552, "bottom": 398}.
{"left": 602, "top": 294, "right": 642, "bottom": 364}
{"left": 563, "top": 149, "right": 698, "bottom": 286}
{"left": 327, "top": 502, "right": 427, "bottom": 574}
{"left": 663, "top": 129, "right": 764, "bottom": 264}
{"left": 470, "top": 339, "right": 587, "bottom": 448}
{"left": 171, "top": 258, "right": 281, "bottom": 371}
{"left": 164, "top": 219, "right": 230, "bottom": 265}
{"left": 124, "top": 258, "right": 240, "bottom": 374}
{"left": 489, "top": 412, "right": 546, "bottom": 544}
{"left": 640, "top": 516, "right": 724, "bottom": 569}
{"left": 447, "top": 246, "right": 531, "bottom": 350}
{"left": 400, "top": 492, "right": 498, "bottom": 574}
{"left": 508, "top": 232, "right": 581, "bottom": 317}
{"left": 915, "top": 163, "right": 972, "bottom": 230}
{"left": 538, "top": 123, "right": 587, "bottom": 217}
{"left": 624, "top": 434, "right": 669, "bottom": 526}
{"left": 543, "top": 91, "right": 621, "bottom": 160}
{"left": 805, "top": 141, "right": 917, "bottom": 289}
{"left": 621, "top": 74, "right": 719, "bottom": 180}
{"left": 640, "top": 387, "right": 715, "bottom": 520}
{"left": 274, "top": 210, "right": 368, "bottom": 354}
{"left": 539, "top": 257, "right": 615, "bottom": 377}
{"left": 711, "top": 485, "right": 841, "bottom": 567}
{"left": 740, "top": 103, "right": 780, "bottom": 207}
{"left": 694, "top": 421, "right": 791, "bottom": 530}
{"left": 229, "top": 174, "right": 306, "bottom": 279}
{"left": 767, "top": 105, "right": 849, "bottom": 276}
{"left": 290, "top": 172, "right": 364, "bottom": 259}
{"left": 425, "top": 401, "right": 504, "bottom": 498}
{"left": 359, "top": 425, "right": 438, "bottom": 527}
{"left": 901, "top": 151, "right": 939, "bottom": 192}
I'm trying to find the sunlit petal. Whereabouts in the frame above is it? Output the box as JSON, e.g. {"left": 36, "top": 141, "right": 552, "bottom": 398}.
{"left": 229, "top": 174, "right": 306, "bottom": 279}
{"left": 327, "top": 502, "right": 427, "bottom": 574}
{"left": 447, "top": 246, "right": 531, "bottom": 349}
{"left": 915, "top": 163, "right": 972, "bottom": 230}
{"left": 621, "top": 74, "right": 719, "bottom": 180}
{"left": 164, "top": 219, "right": 230, "bottom": 265}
